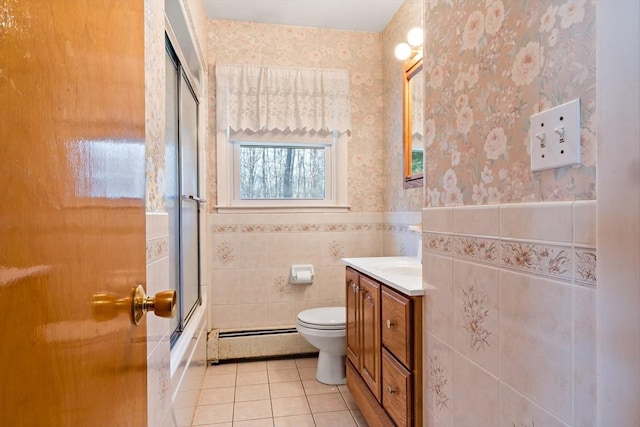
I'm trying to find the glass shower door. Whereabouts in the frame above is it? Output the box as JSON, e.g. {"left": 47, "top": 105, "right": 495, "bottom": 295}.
{"left": 179, "top": 74, "right": 201, "bottom": 325}
{"left": 165, "top": 37, "right": 201, "bottom": 341}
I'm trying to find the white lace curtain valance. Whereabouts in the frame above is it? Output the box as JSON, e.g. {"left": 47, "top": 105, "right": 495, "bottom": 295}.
{"left": 216, "top": 64, "right": 351, "bottom": 135}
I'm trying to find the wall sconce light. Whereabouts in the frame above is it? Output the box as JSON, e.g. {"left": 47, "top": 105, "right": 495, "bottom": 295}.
{"left": 395, "top": 27, "right": 423, "bottom": 61}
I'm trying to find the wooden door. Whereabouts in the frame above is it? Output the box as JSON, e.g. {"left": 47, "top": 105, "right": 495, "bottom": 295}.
{"left": 345, "top": 268, "right": 361, "bottom": 367}
{"left": 360, "top": 275, "right": 381, "bottom": 400}
{"left": 0, "top": 1, "right": 147, "bottom": 425}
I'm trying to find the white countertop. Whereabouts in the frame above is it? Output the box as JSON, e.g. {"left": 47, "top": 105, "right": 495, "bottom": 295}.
{"left": 342, "top": 256, "right": 435, "bottom": 296}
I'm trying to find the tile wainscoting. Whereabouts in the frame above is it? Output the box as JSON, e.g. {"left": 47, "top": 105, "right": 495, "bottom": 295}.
{"left": 383, "top": 211, "right": 423, "bottom": 258}
{"left": 423, "top": 201, "right": 596, "bottom": 427}
{"left": 146, "top": 213, "right": 173, "bottom": 427}
{"left": 208, "top": 211, "right": 422, "bottom": 332}
{"left": 208, "top": 213, "right": 385, "bottom": 332}
{"left": 147, "top": 212, "right": 208, "bottom": 427}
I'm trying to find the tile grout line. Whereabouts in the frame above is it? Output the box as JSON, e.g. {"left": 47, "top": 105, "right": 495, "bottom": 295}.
{"left": 299, "top": 363, "right": 317, "bottom": 426}
{"left": 196, "top": 357, "right": 370, "bottom": 427}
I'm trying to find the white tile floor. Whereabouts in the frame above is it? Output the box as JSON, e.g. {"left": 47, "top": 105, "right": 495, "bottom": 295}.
{"left": 191, "top": 356, "right": 368, "bottom": 427}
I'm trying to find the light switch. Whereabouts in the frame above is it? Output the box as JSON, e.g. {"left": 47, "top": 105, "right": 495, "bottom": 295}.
{"left": 530, "top": 98, "right": 581, "bottom": 172}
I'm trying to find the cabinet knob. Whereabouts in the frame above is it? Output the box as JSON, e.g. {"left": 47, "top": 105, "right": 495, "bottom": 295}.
{"left": 349, "top": 281, "right": 360, "bottom": 293}
{"left": 386, "top": 386, "right": 397, "bottom": 394}
{"left": 386, "top": 319, "right": 396, "bottom": 328}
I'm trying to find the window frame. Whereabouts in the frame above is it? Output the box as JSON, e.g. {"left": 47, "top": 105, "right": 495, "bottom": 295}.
{"left": 216, "top": 130, "right": 349, "bottom": 213}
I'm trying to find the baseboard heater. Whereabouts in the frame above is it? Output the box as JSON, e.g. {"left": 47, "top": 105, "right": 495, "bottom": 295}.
{"left": 219, "top": 327, "right": 297, "bottom": 338}
{"left": 207, "top": 326, "right": 317, "bottom": 363}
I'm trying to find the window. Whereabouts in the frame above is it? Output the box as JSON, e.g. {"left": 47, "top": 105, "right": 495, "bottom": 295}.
{"left": 216, "top": 65, "right": 351, "bottom": 212}
{"left": 411, "top": 147, "right": 424, "bottom": 175}
{"left": 237, "top": 143, "right": 328, "bottom": 200}
{"left": 227, "top": 130, "right": 344, "bottom": 208}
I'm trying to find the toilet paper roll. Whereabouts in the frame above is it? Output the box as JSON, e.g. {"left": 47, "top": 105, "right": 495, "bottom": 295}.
{"left": 293, "top": 270, "right": 313, "bottom": 284}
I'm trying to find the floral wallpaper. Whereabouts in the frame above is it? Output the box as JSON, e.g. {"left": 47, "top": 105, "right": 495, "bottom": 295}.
{"left": 423, "top": 0, "right": 596, "bottom": 206}
{"left": 182, "top": 0, "right": 208, "bottom": 66}
{"left": 145, "top": 0, "right": 208, "bottom": 213}
{"left": 144, "top": 0, "right": 165, "bottom": 213}
{"left": 207, "top": 20, "right": 386, "bottom": 213}
{"left": 381, "top": 0, "right": 424, "bottom": 212}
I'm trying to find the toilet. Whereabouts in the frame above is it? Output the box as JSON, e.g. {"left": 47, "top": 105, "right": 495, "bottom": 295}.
{"left": 296, "top": 306, "right": 346, "bottom": 385}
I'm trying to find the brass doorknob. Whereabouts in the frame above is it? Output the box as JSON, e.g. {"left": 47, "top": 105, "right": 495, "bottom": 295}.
{"left": 92, "top": 292, "right": 128, "bottom": 322}
{"left": 131, "top": 285, "right": 176, "bottom": 325}
{"left": 92, "top": 285, "right": 176, "bottom": 325}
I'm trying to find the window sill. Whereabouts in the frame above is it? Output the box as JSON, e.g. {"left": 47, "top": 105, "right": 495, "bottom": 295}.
{"left": 215, "top": 204, "right": 351, "bottom": 214}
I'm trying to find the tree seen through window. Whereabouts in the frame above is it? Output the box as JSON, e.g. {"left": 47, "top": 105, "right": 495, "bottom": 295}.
{"left": 239, "top": 144, "right": 326, "bottom": 199}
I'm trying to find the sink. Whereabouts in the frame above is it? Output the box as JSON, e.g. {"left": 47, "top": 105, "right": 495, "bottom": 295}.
{"left": 342, "top": 256, "right": 427, "bottom": 296}
{"left": 370, "top": 261, "right": 421, "bottom": 278}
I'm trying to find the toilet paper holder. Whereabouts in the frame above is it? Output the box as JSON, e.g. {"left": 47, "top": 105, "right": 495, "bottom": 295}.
{"left": 290, "top": 264, "right": 315, "bottom": 285}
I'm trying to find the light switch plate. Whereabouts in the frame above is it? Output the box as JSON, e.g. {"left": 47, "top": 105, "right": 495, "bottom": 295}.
{"left": 530, "top": 98, "right": 581, "bottom": 172}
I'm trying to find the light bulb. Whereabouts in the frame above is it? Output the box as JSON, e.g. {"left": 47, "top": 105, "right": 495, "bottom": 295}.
{"left": 407, "top": 27, "right": 424, "bottom": 47}
{"left": 394, "top": 43, "right": 412, "bottom": 60}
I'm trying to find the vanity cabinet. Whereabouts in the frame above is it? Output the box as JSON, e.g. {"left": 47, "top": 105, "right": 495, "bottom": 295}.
{"left": 345, "top": 267, "right": 423, "bottom": 427}
{"left": 346, "top": 268, "right": 381, "bottom": 400}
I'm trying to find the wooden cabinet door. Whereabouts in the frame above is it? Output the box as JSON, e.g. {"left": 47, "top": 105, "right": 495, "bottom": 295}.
{"left": 346, "top": 268, "right": 361, "bottom": 368}
{"left": 360, "top": 275, "right": 381, "bottom": 400}
{"left": 0, "top": 1, "right": 147, "bottom": 425}
{"left": 382, "top": 286, "right": 413, "bottom": 368}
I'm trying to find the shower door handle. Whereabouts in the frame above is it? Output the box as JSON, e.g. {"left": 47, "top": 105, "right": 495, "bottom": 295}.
{"left": 183, "top": 195, "right": 207, "bottom": 204}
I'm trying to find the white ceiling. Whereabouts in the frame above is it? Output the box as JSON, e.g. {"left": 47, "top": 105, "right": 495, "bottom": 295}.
{"left": 203, "top": 0, "right": 404, "bottom": 32}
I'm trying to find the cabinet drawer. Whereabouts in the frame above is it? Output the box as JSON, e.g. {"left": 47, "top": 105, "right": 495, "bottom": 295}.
{"left": 381, "top": 286, "right": 412, "bottom": 367}
{"left": 382, "top": 348, "right": 412, "bottom": 427}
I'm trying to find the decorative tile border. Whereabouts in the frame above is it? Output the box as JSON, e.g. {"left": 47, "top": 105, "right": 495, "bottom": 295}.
{"left": 146, "top": 237, "right": 169, "bottom": 264}
{"left": 210, "top": 222, "right": 427, "bottom": 234}
{"left": 500, "top": 239, "right": 573, "bottom": 282}
{"left": 213, "top": 225, "right": 240, "bottom": 233}
{"left": 423, "top": 231, "right": 596, "bottom": 285}
{"left": 454, "top": 235, "right": 499, "bottom": 265}
{"left": 298, "top": 224, "right": 322, "bottom": 232}
{"left": 240, "top": 225, "right": 273, "bottom": 233}
{"left": 425, "top": 232, "right": 453, "bottom": 255}
{"left": 352, "top": 223, "right": 381, "bottom": 231}
{"left": 211, "top": 223, "right": 384, "bottom": 233}
{"left": 384, "top": 223, "right": 415, "bottom": 233}
{"left": 574, "top": 246, "right": 597, "bottom": 286}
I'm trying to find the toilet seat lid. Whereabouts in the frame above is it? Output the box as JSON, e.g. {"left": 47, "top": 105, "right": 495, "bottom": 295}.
{"left": 297, "top": 307, "right": 345, "bottom": 329}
